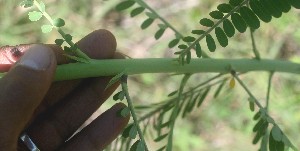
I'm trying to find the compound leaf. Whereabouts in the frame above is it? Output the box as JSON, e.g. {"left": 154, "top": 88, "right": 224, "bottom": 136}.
{"left": 215, "top": 27, "right": 228, "bottom": 47}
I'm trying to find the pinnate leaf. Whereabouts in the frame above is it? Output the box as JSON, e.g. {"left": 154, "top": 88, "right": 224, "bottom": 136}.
{"left": 28, "top": 11, "right": 43, "bottom": 21}
{"left": 116, "top": 0, "right": 135, "bottom": 11}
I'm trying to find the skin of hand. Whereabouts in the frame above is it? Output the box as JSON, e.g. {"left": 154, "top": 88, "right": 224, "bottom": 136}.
{"left": 0, "top": 29, "right": 130, "bottom": 151}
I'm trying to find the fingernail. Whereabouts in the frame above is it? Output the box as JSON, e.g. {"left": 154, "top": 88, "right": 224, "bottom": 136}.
{"left": 18, "top": 45, "right": 52, "bottom": 70}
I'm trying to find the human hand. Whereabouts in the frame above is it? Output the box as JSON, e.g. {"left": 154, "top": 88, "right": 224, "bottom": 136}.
{"left": 0, "top": 29, "right": 129, "bottom": 151}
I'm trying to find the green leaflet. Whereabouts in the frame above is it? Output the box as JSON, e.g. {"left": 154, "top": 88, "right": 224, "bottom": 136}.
{"left": 269, "top": 132, "right": 285, "bottom": 151}
{"left": 274, "top": 0, "right": 291, "bottom": 13}
{"left": 229, "top": 0, "right": 243, "bottom": 6}
{"left": 249, "top": 0, "right": 272, "bottom": 23}
{"left": 154, "top": 133, "right": 168, "bottom": 142}
{"left": 197, "top": 87, "right": 210, "bottom": 107}
{"left": 183, "top": 36, "right": 196, "bottom": 42}
{"left": 168, "top": 38, "right": 180, "bottom": 48}
{"left": 209, "top": 10, "right": 224, "bottom": 19}
{"left": 206, "top": 34, "right": 216, "bottom": 52}
{"left": 239, "top": 6, "right": 260, "bottom": 29}
{"left": 55, "top": 39, "right": 64, "bottom": 46}
{"left": 223, "top": 19, "right": 235, "bottom": 37}
{"left": 131, "top": 7, "right": 145, "bottom": 17}
{"left": 53, "top": 18, "right": 65, "bottom": 27}
{"left": 260, "top": 0, "right": 282, "bottom": 18}
{"left": 215, "top": 27, "right": 228, "bottom": 47}
{"left": 191, "top": 30, "right": 205, "bottom": 35}
{"left": 195, "top": 43, "right": 202, "bottom": 58}
{"left": 130, "top": 140, "right": 144, "bottom": 151}
{"left": 271, "top": 126, "right": 283, "bottom": 142}
{"left": 289, "top": 0, "right": 300, "bottom": 9}
{"left": 199, "top": 18, "right": 214, "bottom": 27}
{"left": 28, "top": 11, "right": 42, "bottom": 21}
{"left": 155, "top": 28, "right": 166, "bottom": 40}
{"left": 41, "top": 24, "right": 53, "bottom": 33}
{"left": 116, "top": 0, "right": 135, "bottom": 11}
{"left": 217, "top": 3, "right": 233, "bottom": 13}
{"left": 231, "top": 13, "right": 247, "bottom": 33}
{"left": 141, "top": 18, "right": 154, "bottom": 29}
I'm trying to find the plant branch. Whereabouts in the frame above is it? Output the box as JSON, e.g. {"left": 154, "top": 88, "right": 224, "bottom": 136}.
{"left": 249, "top": 28, "right": 260, "bottom": 60}
{"left": 52, "top": 58, "right": 300, "bottom": 81}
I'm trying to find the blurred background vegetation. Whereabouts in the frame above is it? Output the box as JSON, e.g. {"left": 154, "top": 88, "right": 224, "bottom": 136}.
{"left": 1, "top": 0, "right": 300, "bottom": 150}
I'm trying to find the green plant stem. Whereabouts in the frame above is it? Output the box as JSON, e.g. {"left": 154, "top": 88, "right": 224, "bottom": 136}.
{"left": 121, "top": 75, "right": 149, "bottom": 151}
{"left": 249, "top": 28, "right": 260, "bottom": 60}
{"left": 53, "top": 58, "right": 300, "bottom": 81}
{"left": 266, "top": 72, "right": 274, "bottom": 111}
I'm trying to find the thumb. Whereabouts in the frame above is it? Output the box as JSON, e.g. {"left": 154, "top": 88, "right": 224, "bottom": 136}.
{"left": 0, "top": 44, "right": 56, "bottom": 148}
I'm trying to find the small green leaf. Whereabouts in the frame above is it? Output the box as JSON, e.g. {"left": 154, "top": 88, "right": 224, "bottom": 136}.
{"left": 289, "top": 0, "right": 300, "bottom": 9}
{"left": 253, "top": 111, "right": 261, "bottom": 120}
{"left": 249, "top": 0, "right": 272, "bottom": 23}
{"left": 64, "top": 34, "right": 72, "bottom": 41}
{"left": 116, "top": 0, "right": 135, "bottom": 11}
{"left": 129, "top": 124, "right": 137, "bottom": 139}
{"left": 63, "top": 54, "right": 89, "bottom": 63}
{"left": 260, "top": 0, "right": 282, "bottom": 18}
{"left": 217, "top": 3, "right": 233, "bottom": 13}
{"left": 206, "top": 34, "right": 216, "bottom": 52}
{"left": 168, "top": 38, "right": 180, "bottom": 48}
{"left": 39, "top": 1, "right": 46, "bottom": 12}
{"left": 269, "top": 132, "right": 285, "bottom": 151}
{"left": 223, "top": 19, "right": 235, "bottom": 37}
{"left": 215, "top": 27, "right": 228, "bottom": 47}
{"left": 41, "top": 24, "right": 53, "bottom": 33}
{"left": 271, "top": 126, "right": 283, "bottom": 142}
{"left": 141, "top": 18, "right": 154, "bottom": 29}
{"left": 214, "top": 80, "right": 225, "bottom": 98}
{"left": 191, "top": 30, "right": 205, "bottom": 35}
{"left": 53, "top": 18, "right": 65, "bottom": 27}
{"left": 20, "top": 0, "right": 33, "bottom": 8}
{"left": 131, "top": 7, "right": 145, "bottom": 17}
{"left": 239, "top": 6, "right": 260, "bottom": 29}
{"left": 186, "top": 50, "right": 191, "bottom": 64}
{"left": 168, "top": 90, "right": 178, "bottom": 97}
{"left": 55, "top": 39, "right": 64, "bottom": 46}
{"left": 199, "top": 18, "right": 214, "bottom": 27}
{"left": 274, "top": 0, "right": 291, "bottom": 13}
{"left": 209, "top": 10, "right": 224, "bottom": 19}
{"left": 120, "top": 107, "right": 130, "bottom": 117}
{"left": 197, "top": 87, "right": 210, "bottom": 107}
{"left": 253, "top": 119, "right": 264, "bottom": 132}
{"left": 145, "top": 12, "right": 157, "bottom": 19}
{"left": 231, "top": 13, "right": 247, "bottom": 33}
{"left": 122, "top": 124, "right": 132, "bottom": 138}
{"left": 157, "top": 146, "right": 166, "bottom": 151}
{"left": 183, "top": 36, "right": 196, "bottom": 42}
{"left": 155, "top": 28, "right": 166, "bottom": 40}
{"left": 113, "top": 91, "right": 125, "bottom": 101}
{"left": 229, "top": 0, "right": 243, "bottom": 6}
{"left": 248, "top": 97, "right": 255, "bottom": 112}
{"left": 130, "top": 140, "right": 144, "bottom": 151}
{"left": 105, "top": 71, "right": 125, "bottom": 90}
{"left": 178, "top": 44, "right": 188, "bottom": 49}
{"left": 195, "top": 43, "right": 202, "bottom": 58}
{"left": 28, "top": 11, "right": 43, "bottom": 21}
{"left": 154, "top": 133, "right": 168, "bottom": 142}
{"left": 252, "top": 131, "right": 263, "bottom": 144}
